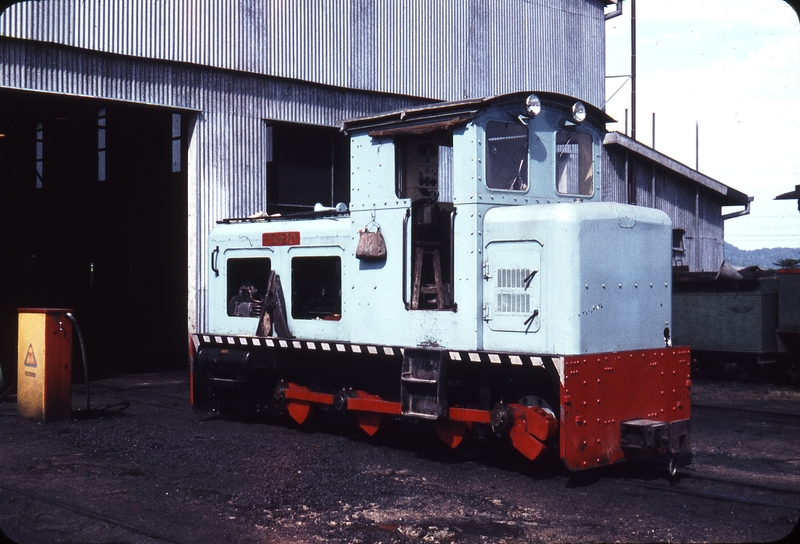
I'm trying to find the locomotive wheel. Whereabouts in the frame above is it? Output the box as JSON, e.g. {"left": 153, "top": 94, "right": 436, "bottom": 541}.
{"left": 453, "top": 422, "right": 495, "bottom": 459}
{"left": 432, "top": 419, "right": 495, "bottom": 458}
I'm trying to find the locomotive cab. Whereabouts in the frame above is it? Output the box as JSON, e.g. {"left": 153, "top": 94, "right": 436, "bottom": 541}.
{"left": 194, "top": 92, "right": 691, "bottom": 472}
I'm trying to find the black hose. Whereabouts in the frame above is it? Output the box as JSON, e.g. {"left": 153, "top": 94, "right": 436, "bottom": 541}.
{"left": 63, "top": 312, "right": 129, "bottom": 418}
{"left": 0, "top": 382, "right": 14, "bottom": 402}
{"left": 65, "top": 312, "right": 90, "bottom": 412}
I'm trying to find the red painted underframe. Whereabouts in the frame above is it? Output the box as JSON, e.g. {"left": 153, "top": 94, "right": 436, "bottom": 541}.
{"left": 449, "top": 407, "right": 492, "bottom": 424}
{"left": 560, "top": 347, "right": 692, "bottom": 471}
{"left": 284, "top": 384, "right": 335, "bottom": 406}
{"left": 347, "top": 397, "right": 403, "bottom": 415}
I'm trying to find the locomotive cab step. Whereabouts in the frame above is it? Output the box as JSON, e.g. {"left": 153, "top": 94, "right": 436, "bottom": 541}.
{"left": 401, "top": 349, "right": 448, "bottom": 419}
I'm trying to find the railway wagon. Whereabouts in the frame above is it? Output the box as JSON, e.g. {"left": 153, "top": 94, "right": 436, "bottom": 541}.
{"left": 191, "top": 92, "right": 691, "bottom": 472}
{"left": 673, "top": 267, "right": 800, "bottom": 380}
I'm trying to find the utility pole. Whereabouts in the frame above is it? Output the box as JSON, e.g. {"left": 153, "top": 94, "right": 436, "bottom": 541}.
{"left": 630, "top": 0, "right": 637, "bottom": 141}
{"left": 695, "top": 122, "right": 699, "bottom": 170}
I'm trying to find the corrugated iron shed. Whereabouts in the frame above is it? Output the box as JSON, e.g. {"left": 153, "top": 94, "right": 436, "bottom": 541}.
{"left": 0, "top": 0, "right": 607, "bottom": 105}
{"left": 603, "top": 132, "right": 752, "bottom": 273}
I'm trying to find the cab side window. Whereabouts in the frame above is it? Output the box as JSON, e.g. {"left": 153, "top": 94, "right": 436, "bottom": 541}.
{"left": 486, "top": 121, "right": 528, "bottom": 191}
{"left": 291, "top": 256, "right": 342, "bottom": 320}
{"left": 556, "top": 131, "right": 593, "bottom": 196}
{"left": 227, "top": 258, "right": 271, "bottom": 317}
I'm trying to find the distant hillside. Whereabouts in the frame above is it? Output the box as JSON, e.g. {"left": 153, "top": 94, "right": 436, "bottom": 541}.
{"left": 724, "top": 242, "right": 800, "bottom": 270}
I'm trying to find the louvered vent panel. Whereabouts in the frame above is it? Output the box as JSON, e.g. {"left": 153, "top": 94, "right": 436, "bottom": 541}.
{"left": 497, "top": 293, "right": 531, "bottom": 314}
{"left": 497, "top": 268, "right": 532, "bottom": 289}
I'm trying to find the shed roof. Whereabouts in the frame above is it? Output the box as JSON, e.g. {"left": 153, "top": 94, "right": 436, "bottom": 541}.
{"left": 603, "top": 131, "right": 751, "bottom": 207}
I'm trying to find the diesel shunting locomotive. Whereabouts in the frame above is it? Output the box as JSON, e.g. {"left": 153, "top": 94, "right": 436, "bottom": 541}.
{"left": 191, "top": 92, "right": 691, "bottom": 472}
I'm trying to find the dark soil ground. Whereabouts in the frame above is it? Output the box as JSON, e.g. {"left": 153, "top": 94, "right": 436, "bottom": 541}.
{"left": 1, "top": 373, "right": 798, "bottom": 543}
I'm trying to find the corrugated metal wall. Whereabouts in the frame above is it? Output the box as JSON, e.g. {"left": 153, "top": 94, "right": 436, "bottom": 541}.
{"left": 0, "top": 0, "right": 609, "bottom": 333}
{"left": 0, "top": 0, "right": 606, "bottom": 105}
{"left": 0, "top": 36, "right": 429, "bottom": 331}
{"left": 601, "top": 145, "right": 725, "bottom": 273}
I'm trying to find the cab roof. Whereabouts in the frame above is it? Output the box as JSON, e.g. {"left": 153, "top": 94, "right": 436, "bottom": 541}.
{"left": 340, "top": 91, "right": 613, "bottom": 137}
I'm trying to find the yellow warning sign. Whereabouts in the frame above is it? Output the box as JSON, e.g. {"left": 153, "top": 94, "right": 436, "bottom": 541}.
{"left": 24, "top": 344, "right": 37, "bottom": 368}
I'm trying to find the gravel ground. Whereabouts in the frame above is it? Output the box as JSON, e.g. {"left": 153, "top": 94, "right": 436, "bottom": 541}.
{"left": 0, "top": 373, "right": 798, "bottom": 543}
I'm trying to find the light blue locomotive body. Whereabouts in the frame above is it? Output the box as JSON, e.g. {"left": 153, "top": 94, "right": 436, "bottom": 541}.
{"left": 194, "top": 93, "right": 691, "bottom": 471}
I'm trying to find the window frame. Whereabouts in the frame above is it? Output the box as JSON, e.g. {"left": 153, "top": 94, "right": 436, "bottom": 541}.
{"left": 484, "top": 119, "right": 530, "bottom": 193}
{"left": 554, "top": 129, "right": 595, "bottom": 198}
{"left": 226, "top": 257, "right": 272, "bottom": 318}
{"left": 290, "top": 255, "right": 342, "bottom": 321}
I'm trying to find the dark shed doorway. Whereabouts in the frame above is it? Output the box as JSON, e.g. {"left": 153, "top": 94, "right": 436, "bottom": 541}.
{"left": 0, "top": 90, "right": 189, "bottom": 383}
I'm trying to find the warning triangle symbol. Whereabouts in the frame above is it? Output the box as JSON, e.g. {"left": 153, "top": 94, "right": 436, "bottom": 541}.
{"left": 24, "top": 344, "right": 37, "bottom": 368}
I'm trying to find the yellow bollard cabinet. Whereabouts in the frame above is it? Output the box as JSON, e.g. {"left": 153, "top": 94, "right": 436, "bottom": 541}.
{"left": 17, "top": 308, "right": 73, "bottom": 422}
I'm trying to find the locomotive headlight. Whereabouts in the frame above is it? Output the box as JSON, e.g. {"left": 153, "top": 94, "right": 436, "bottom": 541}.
{"left": 525, "top": 94, "right": 542, "bottom": 117}
{"left": 572, "top": 101, "right": 587, "bottom": 123}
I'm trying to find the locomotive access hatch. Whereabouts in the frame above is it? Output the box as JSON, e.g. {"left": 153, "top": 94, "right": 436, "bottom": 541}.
{"left": 484, "top": 240, "right": 542, "bottom": 333}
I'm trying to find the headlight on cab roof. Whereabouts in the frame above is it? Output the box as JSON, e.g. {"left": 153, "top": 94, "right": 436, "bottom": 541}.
{"left": 525, "top": 94, "right": 542, "bottom": 117}
{"left": 572, "top": 101, "right": 587, "bottom": 123}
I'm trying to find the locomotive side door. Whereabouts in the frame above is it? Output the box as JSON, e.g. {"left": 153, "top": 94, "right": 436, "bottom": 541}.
{"left": 395, "top": 135, "right": 456, "bottom": 311}
{"left": 483, "top": 240, "right": 543, "bottom": 333}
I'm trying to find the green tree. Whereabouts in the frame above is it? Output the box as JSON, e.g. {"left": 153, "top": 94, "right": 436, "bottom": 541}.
{"left": 774, "top": 258, "right": 800, "bottom": 269}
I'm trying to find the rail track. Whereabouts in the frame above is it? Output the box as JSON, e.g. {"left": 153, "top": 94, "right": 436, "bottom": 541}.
{"left": 693, "top": 403, "right": 800, "bottom": 424}
{"left": 2, "top": 375, "right": 797, "bottom": 542}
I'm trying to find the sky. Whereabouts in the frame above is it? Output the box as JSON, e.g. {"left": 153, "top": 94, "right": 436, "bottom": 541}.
{"left": 604, "top": 0, "right": 800, "bottom": 251}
